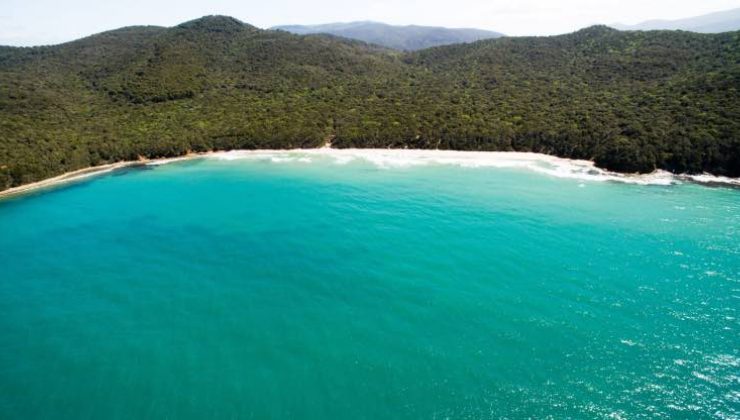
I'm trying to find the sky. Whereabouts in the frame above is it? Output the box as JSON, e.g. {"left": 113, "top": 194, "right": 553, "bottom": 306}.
{"left": 2, "top": 0, "right": 739, "bottom": 46}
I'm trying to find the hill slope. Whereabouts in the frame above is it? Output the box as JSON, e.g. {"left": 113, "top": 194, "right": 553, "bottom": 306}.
{"left": 0, "top": 17, "right": 738, "bottom": 190}
{"left": 272, "top": 21, "right": 504, "bottom": 50}
{"left": 611, "top": 7, "right": 740, "bottom": 33}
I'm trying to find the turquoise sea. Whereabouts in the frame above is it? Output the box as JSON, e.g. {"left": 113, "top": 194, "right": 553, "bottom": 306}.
{"left": 0, "top": 150, "right": 738, "bottom": 419}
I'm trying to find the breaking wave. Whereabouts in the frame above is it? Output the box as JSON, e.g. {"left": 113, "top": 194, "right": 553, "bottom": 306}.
{"left": 205, "top": 149, "right": 739, "bottom": 187}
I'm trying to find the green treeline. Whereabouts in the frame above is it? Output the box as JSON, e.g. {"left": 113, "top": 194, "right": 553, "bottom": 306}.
{"left": 1, "top": 16, "right": 738, "bottom": 190}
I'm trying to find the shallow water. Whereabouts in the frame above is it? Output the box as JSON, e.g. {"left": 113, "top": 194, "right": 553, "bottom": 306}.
{"left": 1, "top": 151, "right": 738, "bottom": 418}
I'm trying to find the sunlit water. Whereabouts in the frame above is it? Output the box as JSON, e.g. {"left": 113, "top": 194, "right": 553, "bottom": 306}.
{"left": 1, "top": 151, "right": 738, "bottom": 419}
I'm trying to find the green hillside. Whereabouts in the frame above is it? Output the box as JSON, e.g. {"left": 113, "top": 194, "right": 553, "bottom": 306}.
{"left": 1, "top": 16, "right": 738, "bottom": 190}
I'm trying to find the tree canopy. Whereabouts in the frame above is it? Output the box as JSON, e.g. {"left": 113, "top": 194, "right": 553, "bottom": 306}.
{"left": 1, "top": 16, "right": 738, "bottom": 190}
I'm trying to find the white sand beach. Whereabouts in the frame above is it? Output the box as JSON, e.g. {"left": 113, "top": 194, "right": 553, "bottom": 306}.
{"left": 1, "top": 148, "right": 738, "bottom": 200}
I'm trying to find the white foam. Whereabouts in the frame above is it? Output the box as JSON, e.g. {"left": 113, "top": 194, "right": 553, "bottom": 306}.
{"left": 682, "top": 173, "right": 740, "bottom": 187}
{"left": 707, "top": 354, "right": 740, "bottom": 368}
{"left": 145, "top": 156, "right": 194, "bottom": 166}
{"left": 204, "top": 149, "right": 738, "bottom": 186}
{"left": 209, "top": 150, "right": 257, "bottom": 161}
{"left": 270, "top": 156, "right": 293, "bottom": 163}
{"left": 691, "top": 371, "right": 721, "bottom": 386}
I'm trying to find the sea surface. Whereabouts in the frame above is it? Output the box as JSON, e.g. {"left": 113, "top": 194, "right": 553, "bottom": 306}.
{"left": 1, "top": 150, "right": 738, "bottom": 419}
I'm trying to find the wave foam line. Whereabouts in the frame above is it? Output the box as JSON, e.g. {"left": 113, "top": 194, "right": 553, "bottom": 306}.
{"left": 207, "top": 149, "right": 698, "bottom": 186}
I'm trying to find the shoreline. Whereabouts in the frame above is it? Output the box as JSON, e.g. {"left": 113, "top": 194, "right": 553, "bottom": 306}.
{"left": 1, "top": 148, "right": 738, "bottom": 200}
{"left": 0, "top": 154, "right": 204, "bottom": 200}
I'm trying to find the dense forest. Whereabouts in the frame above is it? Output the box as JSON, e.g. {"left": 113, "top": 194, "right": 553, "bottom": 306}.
{"left": 1, "top": 16, "right": 739, "bottom": 190}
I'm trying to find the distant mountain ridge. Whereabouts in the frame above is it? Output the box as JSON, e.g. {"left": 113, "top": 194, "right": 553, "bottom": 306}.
{"left": 272, "top": 21, "right": 504, "bottom": 50}
{"left": 611, "top": 7, "right": 740, "bottom": 33}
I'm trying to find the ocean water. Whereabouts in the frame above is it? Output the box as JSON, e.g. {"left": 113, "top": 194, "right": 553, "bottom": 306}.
{"left": 0, "top": 150, "right": 738, "bottom": 419}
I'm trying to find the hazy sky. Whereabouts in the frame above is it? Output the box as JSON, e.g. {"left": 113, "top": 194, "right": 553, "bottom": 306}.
{"left": 2, "top": 0, "right": 739, "bottom": 46}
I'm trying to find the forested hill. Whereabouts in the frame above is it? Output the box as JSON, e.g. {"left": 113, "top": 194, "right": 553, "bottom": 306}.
{"left": 1, "top": 16, "right": 739, "bottom": 190}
